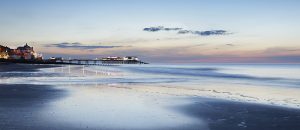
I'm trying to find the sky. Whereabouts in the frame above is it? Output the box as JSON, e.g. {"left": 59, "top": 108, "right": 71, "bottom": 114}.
{"left": 0, "top": 0, "right": 300, "bottom": 63}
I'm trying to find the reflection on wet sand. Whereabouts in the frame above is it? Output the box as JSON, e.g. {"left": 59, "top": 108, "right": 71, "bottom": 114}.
{"left": 41, "top": 84, "right": 206, "bottom": 130}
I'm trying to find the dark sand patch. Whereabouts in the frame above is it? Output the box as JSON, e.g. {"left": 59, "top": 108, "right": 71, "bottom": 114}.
{"left": 0, "top": 84, "right": 67, "bottom": 130}
{"left": 0, "top": 63, "right": 60, "bottom": 72}
{"left": 178, "top": 98, "right": 300, "bottom": 130}
{"left": 0, "top": 84, "right": 66, "bottom": 107}
{"left": 0, "top": 63, "right": 62, "bottom": 77}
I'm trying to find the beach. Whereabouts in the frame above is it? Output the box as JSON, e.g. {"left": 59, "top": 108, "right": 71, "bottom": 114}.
{"left": 0, "top": 63, "right": 300, "bottom": 130}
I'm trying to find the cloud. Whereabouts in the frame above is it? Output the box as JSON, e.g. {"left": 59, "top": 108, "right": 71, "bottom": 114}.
{"left": 143, "top": 26, "right": 182, "bottom": 32}
{"left": 144, "top": 26, "right": 230, "bottom": 36}
{"left": 178, "top": 29, "right": 228, "bottom": 36}
{"left": 45, "top": 42, "right": 127, "bottom": 50}
{"left": 194, "top": 30, "right": 227, "bottom": 36}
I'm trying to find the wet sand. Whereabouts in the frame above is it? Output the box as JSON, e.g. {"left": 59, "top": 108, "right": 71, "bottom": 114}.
{"left": 178, "top": 98, "right": 300, "bottom": 130}
{"left": 1, "top": 64, "right": 300, "bottom": 130}
{"left": 0, "top": 64, "right": 66, "bottom": 129}
{"left": 1, "top": 84, "right": 300, "bottom": 130}
{"left": 0, "top": 84, "right": 67, "bottom": 130}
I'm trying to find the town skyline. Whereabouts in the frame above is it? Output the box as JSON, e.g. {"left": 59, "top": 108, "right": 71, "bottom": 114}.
{"left": 1, "top": 0, "right": 300, "bottom": 63}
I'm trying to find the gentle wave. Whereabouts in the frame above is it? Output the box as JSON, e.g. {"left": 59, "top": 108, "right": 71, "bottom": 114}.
{"left": 121, "top": 66, "right": 300, "bottom": 87}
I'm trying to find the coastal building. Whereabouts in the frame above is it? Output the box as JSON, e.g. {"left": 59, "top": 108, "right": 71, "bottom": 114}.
{"left": 0, "top": 52, "right": 9, "bottom": 59}
{"left": 0, "top": 45, "right": 10, "bottom": 59}
{"left": 0, "top": 43, "right": 42, "bottom": 60}
{"left": 10, "top": 43, "right": 37, "bottom": 60}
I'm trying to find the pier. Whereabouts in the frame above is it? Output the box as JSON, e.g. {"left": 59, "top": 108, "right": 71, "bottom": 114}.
{"left": 55, "top": 59, "right": 148, "bottom": 65}
{"left": 0, "top": 58, "right": 148, "bottom": 65}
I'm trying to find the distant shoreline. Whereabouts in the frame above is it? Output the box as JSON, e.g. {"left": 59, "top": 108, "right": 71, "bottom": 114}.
{"left": 0, "top": 62, "right": 60, "bottom": 72}
{"left": 0, "top": 59, "right": 73, "bottom": 65}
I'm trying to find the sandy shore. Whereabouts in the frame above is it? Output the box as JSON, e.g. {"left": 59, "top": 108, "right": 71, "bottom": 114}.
{"left": 1, "top": 84, "right": 300, "bottom": 130}
{"left": 1, "top": 64, "right": 300, "bottom": 130}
